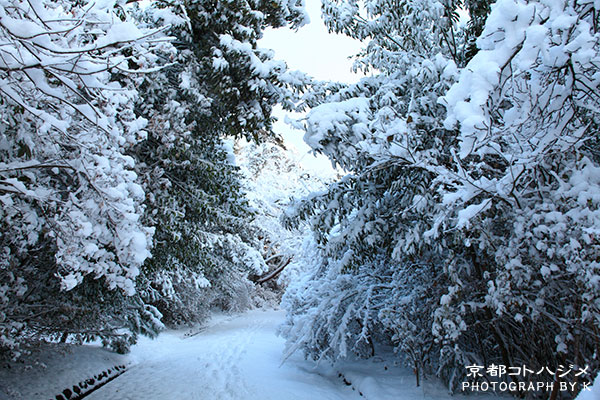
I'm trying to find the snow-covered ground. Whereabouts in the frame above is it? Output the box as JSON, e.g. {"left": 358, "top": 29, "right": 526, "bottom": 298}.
{"left": 0, "top": 342, "right": 128, "bottom": 399}
{"left": 86, "top": 309, "right": 499, "bottom": 400}
{"left": 86, "top": 309, "right": 362, "bottom": 400}
{"left": 1, "top": 309, "right": 537, "bottom": 399}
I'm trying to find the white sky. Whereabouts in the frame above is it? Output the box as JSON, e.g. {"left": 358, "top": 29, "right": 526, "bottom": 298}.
{"left": 260, "top": 0, "right": 363, "bottom": 83}
{"left": 258, "top": 0, "right": 364, "bottom": 175}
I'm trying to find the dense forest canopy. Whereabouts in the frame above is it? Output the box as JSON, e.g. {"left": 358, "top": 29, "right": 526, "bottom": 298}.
{"left": 1, "top": 0, "right": 599, "bottom": 398}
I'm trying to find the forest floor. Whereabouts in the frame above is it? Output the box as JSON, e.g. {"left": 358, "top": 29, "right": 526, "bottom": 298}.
{"left": 2, "top": 308, "right": 503, "bottom": 400}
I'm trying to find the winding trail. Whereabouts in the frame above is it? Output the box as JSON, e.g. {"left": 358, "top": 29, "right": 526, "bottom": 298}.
{"left": 85, "top": 309, "right": 362, "bottom": 400}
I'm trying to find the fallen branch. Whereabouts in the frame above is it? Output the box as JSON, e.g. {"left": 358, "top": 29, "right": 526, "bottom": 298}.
{"left": 256, "top": 256, "right": 292, "bottom": 284}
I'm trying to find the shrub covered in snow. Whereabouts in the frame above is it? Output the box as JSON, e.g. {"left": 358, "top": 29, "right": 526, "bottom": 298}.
{"left": 281, "top": 0, "right": 600, "bottom": 396}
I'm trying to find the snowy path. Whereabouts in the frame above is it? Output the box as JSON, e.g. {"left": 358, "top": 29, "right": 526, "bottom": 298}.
{"left": 86, "top": 309, "right": 363, "bottom": 400}
{"left": 84, "top": 309, "right": 496, "bottom": 400}
{"left": 4, "top": 308, "right": 594, "bottom": 399}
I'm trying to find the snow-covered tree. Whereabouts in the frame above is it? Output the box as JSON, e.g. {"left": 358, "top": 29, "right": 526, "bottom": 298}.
{"left": 128, "top": 0, "right": 311, "bottom": 326}
{"left": 237, "top": 135, "right": 333, "bottom": 293}
{"left": 281, "top": 0, "right": 600, "bottom": 396}
{"left": 1, "top": 0, "right": 312, "bottom": 359}
{"left": 280, "top": 0, "right": 467, "bottom": 384}
{"left": 0, "top": 0, "right": 165, "bottom": 358}
{"left": 440, "top": 0, "right": 600, "bottom": 393}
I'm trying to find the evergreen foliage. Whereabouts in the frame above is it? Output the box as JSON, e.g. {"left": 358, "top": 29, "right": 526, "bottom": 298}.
{"left": 281, "top": 0, "right": 600, "bottom": 396}
{"left": 0, "top": 0, "right": 308, "bottom": 359}
{"left": 131, "top": 0, "right": 309, "bottom": 326}
{"left": 0, "top": 0, "right": 162, "bottom": 359}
